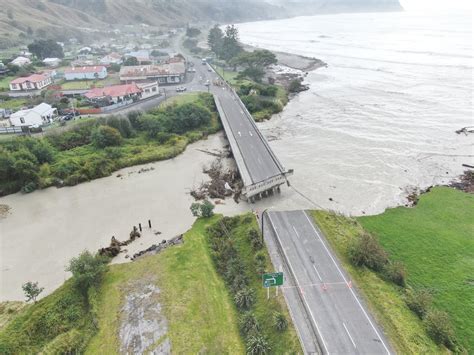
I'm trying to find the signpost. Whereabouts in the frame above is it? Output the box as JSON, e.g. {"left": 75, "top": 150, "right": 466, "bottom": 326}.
{"left": 262, "top": 272, "right": 284, "bottom": 299}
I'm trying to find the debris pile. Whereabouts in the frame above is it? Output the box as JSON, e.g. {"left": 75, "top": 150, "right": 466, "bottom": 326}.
{"left": 455, "top": 126, "right": 474, "bottom": 135}
{"left": 98, "top": 226, "right": 141, "bottom": 257}
{"left": 191, "top": 157, "right": 243, "bottom": 202}
{"left": 450, "top": 170, "right": 474, "bottom": 193}
{"left": 131, "top": 234, "right": 184, "bottom": 261}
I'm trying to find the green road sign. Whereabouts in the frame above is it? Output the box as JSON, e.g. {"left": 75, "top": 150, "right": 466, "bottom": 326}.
{"left": 263, "top": 272, "right": 283, "bottom": 288}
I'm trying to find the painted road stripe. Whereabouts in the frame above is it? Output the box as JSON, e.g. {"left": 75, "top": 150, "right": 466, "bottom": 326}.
{"left": 313, "top": 264, "right": 323, "bottom": 281}
{"left": 343, "top": 322, "right": 357, "bottom": 348}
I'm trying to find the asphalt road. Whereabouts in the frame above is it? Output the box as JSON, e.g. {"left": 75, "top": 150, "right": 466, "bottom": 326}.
{"left": 264, "top": 210, "right": 392, "bottom": 355}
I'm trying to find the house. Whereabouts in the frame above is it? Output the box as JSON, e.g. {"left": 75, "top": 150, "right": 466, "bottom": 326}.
{"left": 64, "top": 66, "right": 108, "bottom": 81}
{"left": 124, "top": 50, "right": 150, "bottom": 64}
{"left": 84, "top": 83, "right": 142, "bottom": 104}
{"left": 9, "top": 73, "right": 52, "bottom": 91}
{"left": 100, "top": 52, "right": 123, "bottom": 65}
{"left": 43, "top": 58, "right": 61, "bottom": 67}
{"left": 119, "top": 61, "right": 186, "bottom": 85}
{"left": 9, "top": 103, "right": 57, "bottom": 127}
{"left": 11, "top": 56, "right": 31, "bottom": 67}
{"left": 137, "top": 81, "right": 160, "bottom": 99}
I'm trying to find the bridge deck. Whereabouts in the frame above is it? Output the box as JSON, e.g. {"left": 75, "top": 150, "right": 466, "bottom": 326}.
{"left": 213, "top": 87, "right": 292, "bottom": 199}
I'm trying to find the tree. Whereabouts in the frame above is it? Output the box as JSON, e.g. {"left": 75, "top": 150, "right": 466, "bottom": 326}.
{"left": 208, "top": 25, "right": 224, "bottom": 56}
{"left": 22, "top": 281, "right": 44, "bottom": 303}
{"left": 91, "top": 126, "right": 122, "bottom": 148}
{"left": 28, "top": 39, "right": 64, "bottom": 60}
{"left": 349, "top": 232, "right": 388, "bottom": 271}
{"left": 233, "top": 50, "right": 277, "bottom": 82}
{"left": 186, "top": 27, "right": 201, "bottom": 37}
{"left": 123, "top": 56, "right": 139, "bottom": 66}
{"left": 190, "top": 200, "right": 215, "bottom": 218}
{"left": 66, "top": 251, "right": 109, "bottom": 294}
{"left": 221, "top": 25, "right": 243, "bottom": 62}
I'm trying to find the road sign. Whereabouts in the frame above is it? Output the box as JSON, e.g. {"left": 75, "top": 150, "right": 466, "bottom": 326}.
{"left": 263, "top": 272, "right": 283, "bottom": 288}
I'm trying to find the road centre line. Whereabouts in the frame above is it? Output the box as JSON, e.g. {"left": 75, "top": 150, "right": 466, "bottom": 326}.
{"left": 343, "top": 322, "right": 357, "bottom": 348}
{"left": 303, "top": 211, "right": 391, "bottom": 355}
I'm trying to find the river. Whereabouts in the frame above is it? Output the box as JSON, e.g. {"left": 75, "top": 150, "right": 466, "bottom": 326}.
{"left": 1, "top": 11, "right": 473, "bottom": 301}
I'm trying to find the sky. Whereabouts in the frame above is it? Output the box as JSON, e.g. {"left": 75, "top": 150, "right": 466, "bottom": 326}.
{"left": 399, "top": 0, "right": 474, "bottom": 11}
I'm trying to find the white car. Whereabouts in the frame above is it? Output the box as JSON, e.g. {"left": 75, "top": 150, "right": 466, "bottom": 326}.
{"left": 176, "top": 86, "right": 187, "bottom": 92}
{"left": 187, "top": 68, "right": 196, "bottom": 73}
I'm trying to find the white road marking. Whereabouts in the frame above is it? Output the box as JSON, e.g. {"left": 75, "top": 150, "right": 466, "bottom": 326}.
{"left": 268, "top": 213, "right": 330, "bottom": 355}
{"left": 343, "top": 322, "right": 357, "bottom": 348}
{"left": 238, "top": 131, "right": 241, "bottom": 137}
{"left": 313, "top": 264, "right": 323, "bottom": 281}
{"left": 249, "top": 131, "right": 253, "bottom": 136}
{"left": 303, "top": 211, "right": 391, "bottom": 355}
{"left": 292, "top": 226, "right": 300, "bottom": 239}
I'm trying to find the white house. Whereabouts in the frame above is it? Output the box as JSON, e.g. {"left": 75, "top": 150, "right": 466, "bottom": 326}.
{"left": 9, "top": 103, "right": 57, "bottom": 127}
{"left": 43, "top": 58, "right": 61, "bottom": 67}
{"left": 11, "top": 56, "right": 31, "bottom": 67}
{"left": 9, "top": 73, "right": 52, "bottom": 91}
{"left": 99, "top": 52, "right": 123, "bottom": 65}
{"left": 64, "top": 66, "right": 108, "bottom": 81}
{"left": 137, "top": 81, "right": 159, "bottom": 99}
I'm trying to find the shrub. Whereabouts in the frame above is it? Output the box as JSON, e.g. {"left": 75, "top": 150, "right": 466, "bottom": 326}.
{"left": 190, "top": 200, "right": 215, "bottom": 218}
{"left": 22, "top": 281, "right": 44, "bottom": 303}
{"left": 383, "top": 260, "right": 407, "bottom": 287}
{"left": 248, "top": 229, "right": 263, "bottom": 250}
{"left": 246, "top": 333, "right": 271, "bottom": 355}
{"left": 424, "top": 309, "right": 457, "bottom": 350}
{"left": 348, "top": 232, "right": 388, "bottom": 271}
{"left": 239, "top": 312, "right": 260, "bottom": 335}
{"left": 234, "top": 287, "right": 255, "bottom": 311}
{"left": 254, "top": 252, "right": 266, "bottom": 274}
{"left": 91, "top": 126, "right": 122, "bottom": 148}
{"left": 272, "top": 311, "right": 288, "bottom": 331}
{"left": 404, "top": 287, "right": 432, "bottom": 319}
{"left": 66, "top": 251, "right": 109, "bottom": 296}
{"left": 21, "top": 181, "right": 37, "bottom": 193}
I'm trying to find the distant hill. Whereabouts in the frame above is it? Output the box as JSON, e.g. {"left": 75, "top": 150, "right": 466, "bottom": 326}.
{"left": 0, "top": 0, "right": 402, "bottom": 49}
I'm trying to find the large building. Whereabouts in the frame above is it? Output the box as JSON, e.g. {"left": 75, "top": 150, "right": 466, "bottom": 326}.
{"left": 84, "top": 83, "right": 142, "bottom": 104}
{"left": 9, "top": 103, "right": 57, "bottom": 127}
{"left": 9, "top": 73, "right": 52, "bottom": 91}
{"left": 64, "top": 66, "right": 107, "bottom": 81}
{"left": 119, "top": 59, "right": 185, "bottom": 85}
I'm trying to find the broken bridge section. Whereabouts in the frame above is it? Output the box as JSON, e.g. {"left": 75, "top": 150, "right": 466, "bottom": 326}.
{"left": 213, "top": 87, "right": 293, "bottom": 202}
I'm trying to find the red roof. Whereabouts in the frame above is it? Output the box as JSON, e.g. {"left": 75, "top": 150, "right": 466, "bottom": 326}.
{"left": 64, "top": 66, "right": 106, "bottom": 74}
{"left": 84, "top": 83, "right": 142, "bottom": 99}
{"left": 11, "top": 74, "right": 49, "bottom": 84}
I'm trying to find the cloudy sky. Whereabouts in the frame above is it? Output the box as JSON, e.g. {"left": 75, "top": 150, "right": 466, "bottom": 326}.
{"left": 399, "top": 0, "right": 474, "bottom": 11}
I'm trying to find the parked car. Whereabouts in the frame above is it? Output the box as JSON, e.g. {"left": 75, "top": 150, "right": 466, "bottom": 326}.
{"left": 176, "top": 86, "right": 187, "bottom": 92}
{"left": 187, "top": 68, "right": 196, "bottom": 73}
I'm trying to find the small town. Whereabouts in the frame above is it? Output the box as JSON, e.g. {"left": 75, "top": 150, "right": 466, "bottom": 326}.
{"left": 0, "top": 1, "right": 472, "bottom": 354}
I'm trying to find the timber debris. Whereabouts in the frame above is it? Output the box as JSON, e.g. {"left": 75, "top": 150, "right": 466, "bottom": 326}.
{"left": 131, "top": 234, "right": 184, "bottom": 261}
{"left": 450, "top": 170, "right": 474, "bottom": 193}
{"left": 98, "top": 226, "right": 141, "bottom": 257}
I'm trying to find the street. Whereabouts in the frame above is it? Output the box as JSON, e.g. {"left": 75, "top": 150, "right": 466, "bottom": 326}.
{"left": 263, "top": 210, "right": 392, "bottom": 355}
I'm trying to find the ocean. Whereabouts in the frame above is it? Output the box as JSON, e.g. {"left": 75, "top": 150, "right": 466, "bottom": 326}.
{"left": 237, "top": 11, "right": 473, "bottom": 215}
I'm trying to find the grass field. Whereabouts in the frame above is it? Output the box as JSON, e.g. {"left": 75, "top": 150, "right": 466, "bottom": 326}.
{"left": 0, "top": 76, "right": 15, "bottom": 91}
{"left": 163, "top": 92, "right": 201, "bottom": 106}
{"left": 0, "top": 98, "right": 28, "bottom": 110}
{"left": 358, "top": 187, "right": 474, "bottom": 351}
{"left": 60, "top": 75, "right": 121, "bottom": 90}
{"left": 311, "top": 210, "right": 440, "bottom": 354}
{"left": 87, "top": 216, "right": 245, "bottom": 354}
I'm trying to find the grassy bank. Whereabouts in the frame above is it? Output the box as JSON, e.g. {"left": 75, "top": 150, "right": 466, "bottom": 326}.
{"left": 207, "top": 214, "right": 302, "bottom": 353}
{"left": 0, "top": 93, "right": 221, "bottom": 196}
{"left": 358, "top": 187, "right": 474, "bottom": 351}
{"left": 88, "top": 216, "right": 244, "bottom": 353}
{"left": 311, "top": 210, "right": 440, "bottom": 353}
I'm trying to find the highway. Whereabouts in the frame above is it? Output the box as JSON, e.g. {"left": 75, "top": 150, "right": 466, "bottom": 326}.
{"left": 264, "top": 210, "right": 392, "bottom": 355}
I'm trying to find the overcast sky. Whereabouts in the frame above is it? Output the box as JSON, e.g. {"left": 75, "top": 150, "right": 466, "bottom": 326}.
{"left": 399, "top": 0, "right": 474, "bottom": 11}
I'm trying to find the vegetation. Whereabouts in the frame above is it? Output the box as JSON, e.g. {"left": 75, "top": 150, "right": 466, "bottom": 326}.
{"left": 206, "top": 214, "right": 301, "bottom": 353}
{"left": 21, "top": 282, "right": 44, "bottom": 303}
{"left": 87, "top": 216, "right": 245, "bottom": 353}
{"left": 310, "top": 210, "right": 440, "bottom": 353}
{"left": 358, "top": 187, "right": 474, "bottom": 351}
{"left": 190, "top": 200, "right": 215, "bottom": 218}
{"left": 0, "top": 93, "right": 220, "bottom": 196}
{"left": 28, "top": 39, "right": 64, "bottom": 60}
{"left": 0, "top": 250, "right": 108, "bottom": 354}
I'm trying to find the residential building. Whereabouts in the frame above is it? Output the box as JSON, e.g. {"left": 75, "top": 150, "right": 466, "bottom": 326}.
{"left": 43, "top": 58, "right": 61, "bottom": 67}
{"left": 11, "top": 56, "right": 31, "bottom": 67}
{"left": 137, "top": 81, "right": 160, "bottom": 99}
{"left": 120, "top": 61, "right": 186, "bottom": 85}
{"left": 9, "top": 103, "right": 57, "bottom": 127}
{"left": 124, "top": 50, "right": 150, "bottom": 64}
{"left": 64, "top": 66, "right": 108, "bottom": 81}
{"left": 9, "top": 74, "right": 52, "bottom": 91}
{"left": 84, "top": 83, "right": 142, "bottom": 104}
{"left": 100, "top": 52, "right": 123, "bottom": 65}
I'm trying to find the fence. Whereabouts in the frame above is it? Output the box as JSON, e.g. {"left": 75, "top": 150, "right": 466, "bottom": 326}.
{"left": 0, "top": 126, "right": 26, "bottom": 135}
